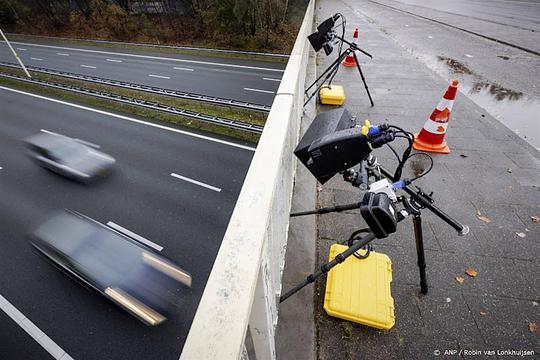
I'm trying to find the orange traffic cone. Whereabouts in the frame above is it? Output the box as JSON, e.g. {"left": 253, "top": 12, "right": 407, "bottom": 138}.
{"left": 413, "top": 80, "right": 459, "bottom": 154}
{"left": 342, "top": 28, "right": 359, "bottom": 67}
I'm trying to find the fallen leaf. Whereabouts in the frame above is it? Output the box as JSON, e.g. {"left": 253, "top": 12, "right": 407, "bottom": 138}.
{"left": 479, "top": 310, "right": 487, "bottom": 316}
{"left": 477, "top": 215, "right": 491, "bottom": 223}
{"left": 455, "top": 276, "right": 465, "bottom": 284}
{"left": 507, "top": 168, "right": 513, "bottom": 173}
{"left": 516, "top": 232, "right": 526, "bottom": 238}
{"left": 476, "top": 210, "right": 482, "bottom": 216}
{"left": 531, "top": 216, "right": 539, "bottom": 223}
{"left": 460, "top": 154, "right": 468, "bottom": 158}
{"left": 465, "top": 268, "right": 478, "bottom": 277}
{"left": 529, "top": 321, "right": 537, "bottom": 333}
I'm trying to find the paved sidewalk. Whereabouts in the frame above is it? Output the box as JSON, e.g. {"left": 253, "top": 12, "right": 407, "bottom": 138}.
{"left": 290, "top": 0, "right": 539, "bottom": 359}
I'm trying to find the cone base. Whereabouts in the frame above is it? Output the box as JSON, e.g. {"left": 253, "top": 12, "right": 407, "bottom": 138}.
{"left": 413, "top": 133, "right": 450, "bottom": 154}
{"left": 342, "top": 56, "right": 356, "bottom": 67}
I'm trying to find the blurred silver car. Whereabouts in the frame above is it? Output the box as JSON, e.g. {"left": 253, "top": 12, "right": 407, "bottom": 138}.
{"left": 24, "top": 132, "right": 115, "bottom": 182}
{"left": 30, "top": 210, "right": 192, "bottom": 326}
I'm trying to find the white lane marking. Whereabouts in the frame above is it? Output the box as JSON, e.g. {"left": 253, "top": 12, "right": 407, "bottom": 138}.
{"left": 80, "top": 64, "right": 96, "bottom": 69}
{"left": 16, "top": 48, "right": 27, "bottom": 51}
{"left": 244, "top": 87, "right": 275, "bottom": 94}
{"left": 0, "top": 294, "right": 73, "bottom": 360}
{"left": 30, "top": 57, "right": 43, "bottom": 61}
{"left": 7, "top": 41, "right": 285, "bottom": 73}
{"left": 170, "top": 173, "right": 222, "bottom": 192}
{"left": 262, "top": 77, "right": 281, "bottom": 82}
{"left": 465, "top": 54, "right": 474, "bottom": 58}
{"left": 107, "top": 221, "right": 163, "bottom": 251}
{"left": 148, "top": 74, "right": 170, "bottom": 79}
{"left": 56, "top": 52, "right": 69, "bottom": 56}
{"left": 40, "top": 129, "right": 101, "bottom": 148}
{"left": 0, "top": 86, "right": 255, "bottom": 151}
{"left": 106, "top": 58, "right": 122, "bottom": 63}
{"left": 173, "top": 67, "right": 194, "bottom": 71}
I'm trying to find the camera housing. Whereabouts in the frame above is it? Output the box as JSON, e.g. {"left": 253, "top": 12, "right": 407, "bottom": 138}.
{"left": 307, "top": 14, "right": 338, "bottom": 54}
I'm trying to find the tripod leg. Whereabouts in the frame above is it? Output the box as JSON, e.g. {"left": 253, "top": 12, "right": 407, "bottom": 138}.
{"left": 413, "top": 214, "right": 428, "bottom": 294}
{"left": 304, "top": 50, "right": 350, "bottom": 106}
{"left": 352, "top": 51, "right": 374, "bottom": 107}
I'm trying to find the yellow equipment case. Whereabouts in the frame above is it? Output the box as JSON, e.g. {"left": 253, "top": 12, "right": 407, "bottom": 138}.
{"left": 319, "top": 85, "right": 346, "bottom": 105}
{"left": 323, "top": 244, "right": 395, "bottom": 330}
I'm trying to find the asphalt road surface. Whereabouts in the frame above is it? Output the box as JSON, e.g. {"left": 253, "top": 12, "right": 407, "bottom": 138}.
{"left": 0, "top": 40, "right": 285, "bottom": 106}
{"left": 392, "top": 0, "right": 540, "bottom": 30}
{"left": 0, "top": 85, "right": 253, "bottom": 360}
{"left": 353, "top": 0, "right": 540, "bottom": 148}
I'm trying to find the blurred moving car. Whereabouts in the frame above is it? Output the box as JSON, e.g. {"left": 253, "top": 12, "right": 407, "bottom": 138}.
{"left": 24, "top": 132, "right": 116, "bottom": 183}
{"left": 30, "top": 209, "right": 192, "bottom": 326}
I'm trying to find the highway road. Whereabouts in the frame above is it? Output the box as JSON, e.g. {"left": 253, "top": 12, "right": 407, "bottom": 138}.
{"left": 0, "top": 85, "right": 254, "bottom": 359}
{"left": 0, "top": 40, "right": 285, "bottom": 106}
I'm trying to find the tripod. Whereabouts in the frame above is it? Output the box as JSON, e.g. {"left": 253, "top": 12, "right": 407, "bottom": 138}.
{"left": 305, "top": 36, "right": 374, "bottom": 107}
{"left": 280, "top": 163, "right": 469, "bottom": 303}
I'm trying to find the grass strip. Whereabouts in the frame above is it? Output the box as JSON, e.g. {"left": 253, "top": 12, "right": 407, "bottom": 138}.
{"left": 0, "top": 74, "right": 260, "bottom": 143}
{"left": 0, "top": 65, "right": 267, "bottom": 126}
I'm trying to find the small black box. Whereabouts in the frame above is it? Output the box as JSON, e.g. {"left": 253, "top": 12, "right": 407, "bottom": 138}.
{"left": 360, "top": 192, "right": 397, "bottom": 238}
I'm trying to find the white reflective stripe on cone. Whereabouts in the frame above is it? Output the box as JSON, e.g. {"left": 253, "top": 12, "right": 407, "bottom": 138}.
{"left": 436, "top": 98, "right": 454, "bottom": 112}
{"left": 422, "top": 119, "right": 449, "bottom": 133}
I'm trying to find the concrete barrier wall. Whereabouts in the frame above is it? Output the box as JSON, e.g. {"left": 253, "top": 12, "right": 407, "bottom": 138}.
{"left": 179, "top": 1, "right": 314, "bottom": 359}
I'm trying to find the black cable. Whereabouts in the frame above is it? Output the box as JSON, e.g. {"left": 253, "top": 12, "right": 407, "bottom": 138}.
{"left": 388, "top": 125, "right": 414, "bottom": 181}
{"left": 386, "top": 143, "right": 402, "bottom": 163}
{"left": 327, "top": 13, "right": 346, "bottom": 86}
{"left": 406, "top": 152, "right": 434, "bottom": 182}
{"left": 347, "top": 228, "right": 372, "bottom": 259}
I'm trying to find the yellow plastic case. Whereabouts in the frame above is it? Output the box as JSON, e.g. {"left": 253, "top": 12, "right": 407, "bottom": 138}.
{"left": 323, "top": 244, "right": 395, "bottom": 330}
{"left": 319, "top": 85, "right": 346, "bottom": 105}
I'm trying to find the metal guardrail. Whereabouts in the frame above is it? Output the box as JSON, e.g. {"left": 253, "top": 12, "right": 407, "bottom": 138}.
{"left": 0, "top": 71, "right": 263, "bottom": 134}
{"left": 5, "top": 33, "right": 291, "bottom": 58}
{"left": 179, "top": 1, "right": 314, "bottom": 359}
{"left": 0, "top": 61, "right": 271, "bottom": 112}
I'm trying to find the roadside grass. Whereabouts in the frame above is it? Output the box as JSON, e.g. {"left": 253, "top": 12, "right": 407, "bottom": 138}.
{"left": 0, "top": 65, "right": 267, "bottom": 125}
{"left": 0, "top": 72, "right": 261, "bottom": 143}
{"left": 6, "top": 34, "right": 289, "bottom": 64}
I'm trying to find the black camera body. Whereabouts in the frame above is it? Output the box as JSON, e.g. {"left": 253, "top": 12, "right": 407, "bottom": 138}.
{"left": 307, "top": 14, "right": 338, "bottom": 55}
{"left": 306, "top": 128, "right": 372, "bottom": 184}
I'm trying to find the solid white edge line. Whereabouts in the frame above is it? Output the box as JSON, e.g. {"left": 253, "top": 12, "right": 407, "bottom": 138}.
{"left": 0, "top": 86, "right": 255, "bottom": 151}
{"left": 173, "top": 67, "right": 194, "bottom": 71}
{"left": 170, "top": 173, "right": 222, "bottom": 192}
{"left": 30, "top": 57, "right": 43, "bottom": 61}
{"left": 106, "top": 59, "right": 122, "bottom": 62}
{"left": 0, "top": 294, "right": 73, "bottom": 360}
{"left": 106, "top": 221, "right": 163, "bottom": 252}
{"left": 80, "top": 64, "right": 96, "bottom": 69}
{"left": 148, "top": 74, "right": 170, "bottom": 79}
{"left": 39, "top": 129, "right": 101, "bottom": 148}
{"left": 244, "top": 87, "right": 275, "bottom": 94}
{"left": 262, "top": 77, "right": 281, "bottom": 82}
{"left": 7, "top": 41, "right": 285, "bottom": 73}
